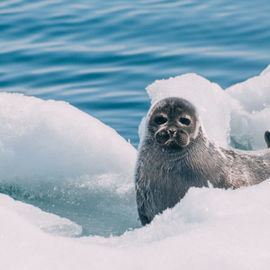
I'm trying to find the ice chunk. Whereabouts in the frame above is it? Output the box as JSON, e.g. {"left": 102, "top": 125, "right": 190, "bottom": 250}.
{"left": 146, "top": 73, "right": 237, "bottom": 147}
{"left": 1, "top": 181, "right": 270, "bottom": 270}
{"left": 227, "top": 65, "right": 270, "bottom": 149}
{"left": 261, "top": 64, "right": 270, "bottom": 75}
{"left": 0, "top": 92, "right": 139, "bottom": 237}
{"left": 0, "top": 92, "right": 136, "bottom": 184}
{"left": 0, "top": 194, "right": 82, "bottom": 237}
{"left": 145, "top": 66, "right": 270, "bottom": 150}
{"left": 227, "top": 65, "right": 270, "bottom": 112}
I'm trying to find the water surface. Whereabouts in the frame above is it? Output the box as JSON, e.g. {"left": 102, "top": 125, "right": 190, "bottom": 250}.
{"left": 1, "top": 0, "right": 270, "bottom": 147}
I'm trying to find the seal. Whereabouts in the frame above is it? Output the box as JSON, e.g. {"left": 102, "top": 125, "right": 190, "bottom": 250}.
{"left": 135, "top": 97, "right": 270, "bottom": 225}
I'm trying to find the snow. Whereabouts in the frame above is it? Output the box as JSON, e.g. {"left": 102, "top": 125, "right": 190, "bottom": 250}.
{"left": 1, "top": 65, "right": 270, "bottom": 269}
{"left": 0, "top": 194, "right": 82, "bottom": 237}
{"left": 1, "top": 182, "right": 270, "bottom": 270}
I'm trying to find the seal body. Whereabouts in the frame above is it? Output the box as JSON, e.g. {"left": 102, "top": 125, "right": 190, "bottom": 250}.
{"left": 135, "top": 97, "right": 270, "bottom": 225}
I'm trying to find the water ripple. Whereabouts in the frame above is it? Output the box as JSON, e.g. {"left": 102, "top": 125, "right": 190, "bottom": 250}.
{"left": 0, "top": 0, "right": 270, "bottom": 146}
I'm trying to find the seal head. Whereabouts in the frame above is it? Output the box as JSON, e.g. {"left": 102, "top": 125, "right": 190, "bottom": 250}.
{"left": 147, "top": 97, "right": 199, "bottom": 152}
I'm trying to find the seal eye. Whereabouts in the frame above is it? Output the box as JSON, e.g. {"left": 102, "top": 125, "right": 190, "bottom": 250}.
{"left": 179, "top": 117, "right": 191, "bottom": 126}
{"left": 154, "top": 115, "right": 167, "bottom": 125}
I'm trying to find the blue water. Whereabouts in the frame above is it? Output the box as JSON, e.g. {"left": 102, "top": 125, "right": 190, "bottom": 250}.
{"left": 1, "top": 0, "right": 270, "bottom": 147}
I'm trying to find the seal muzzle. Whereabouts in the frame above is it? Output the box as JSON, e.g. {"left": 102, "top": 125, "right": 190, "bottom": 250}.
{"left": 155, "top": 128, "right": 190, "bottom": 149}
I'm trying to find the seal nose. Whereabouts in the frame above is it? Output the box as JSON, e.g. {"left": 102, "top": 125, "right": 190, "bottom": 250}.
{"left": 168, "top": 127, "right": 177, "bottom": 136}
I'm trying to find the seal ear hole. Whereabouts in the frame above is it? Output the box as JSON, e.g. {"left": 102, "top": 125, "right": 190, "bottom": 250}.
{"left": 179, "top": 117, "right": 191, "bottom": 126}
{"left": 154, "top": 115, "right": 167, "bottom": 125}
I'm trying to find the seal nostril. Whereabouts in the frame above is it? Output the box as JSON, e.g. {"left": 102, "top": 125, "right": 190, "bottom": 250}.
{"left": 168, "top": 128, "right": 176, "bottom": 135}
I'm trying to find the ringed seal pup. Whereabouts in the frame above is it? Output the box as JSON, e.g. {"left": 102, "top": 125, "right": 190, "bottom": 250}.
{"left": 135, "top": 97, "right": 270, "bottom": 225}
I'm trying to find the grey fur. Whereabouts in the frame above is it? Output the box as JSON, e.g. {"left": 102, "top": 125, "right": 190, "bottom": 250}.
{"left": 135, "top": 97, "right": 270, "bottom": 225}
{"left": 264, "top": 131, "right": 270, "bottom": 148}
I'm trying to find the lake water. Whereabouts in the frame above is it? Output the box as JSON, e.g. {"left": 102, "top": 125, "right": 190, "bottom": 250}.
{"left": 1, "top": 0, "right": 270, "bottom": 148}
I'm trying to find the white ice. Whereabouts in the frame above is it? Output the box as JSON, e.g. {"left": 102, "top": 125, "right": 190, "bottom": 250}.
{"left": 0, "top": 92, "right": 136, "bottom": 189}
{"left": 1, "top": 65, "right": 270, "bottom": 269}
{"left": 146, "top": 64, "right": 270, "bottom": 150}
{"left": 146, "top": 73, "right": 234, "bottom": 147}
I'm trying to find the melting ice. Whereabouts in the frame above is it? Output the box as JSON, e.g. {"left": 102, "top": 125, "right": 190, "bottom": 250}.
{"left": 1, "top": 65, "right": 270, "bottom": 269}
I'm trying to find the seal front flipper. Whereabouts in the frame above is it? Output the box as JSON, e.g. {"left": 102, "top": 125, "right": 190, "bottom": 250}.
{"left": 138, "top": 207, "right": 150, "bottom": 225}
{"left": 264, "top": 131, "right": 270, "bottom": 148}
{"left": 136, "top": 188, "right": 151, "bottom": 225}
